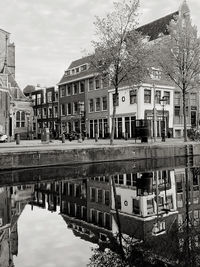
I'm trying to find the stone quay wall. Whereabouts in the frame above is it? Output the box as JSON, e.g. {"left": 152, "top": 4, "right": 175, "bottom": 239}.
{"left": 0, "top": 142, "right": 199, "bottom": 170}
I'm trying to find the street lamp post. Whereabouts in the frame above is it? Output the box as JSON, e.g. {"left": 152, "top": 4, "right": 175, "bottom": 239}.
{"left": 160, "top": 96, "right": 167, "bottom": 142}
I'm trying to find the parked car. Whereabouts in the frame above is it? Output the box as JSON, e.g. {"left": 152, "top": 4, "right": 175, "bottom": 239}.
{"left": 0, "top": 134, "right": 8, "bottom": 143}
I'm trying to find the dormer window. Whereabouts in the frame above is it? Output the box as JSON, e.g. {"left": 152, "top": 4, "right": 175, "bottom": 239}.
{"left": 72, "top": 69, "right": 75, "bottom": 75}
{"left": 151, "top": 68, "right": 161, "bottom": 80}
{"left": 76, "top": 67, "right": 79, "bottom": 73}
{"left": 66, "top": 70, "right": 70, "bottom": 76}
{"left": 81, "top": 64, "right": 87, "bottom": 71}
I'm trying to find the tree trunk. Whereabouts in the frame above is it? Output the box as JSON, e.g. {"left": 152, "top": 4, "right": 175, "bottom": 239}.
{"left": 183, "top": 88, "right": 187, "bottom": 142}
{"left": 110, "top": 93, "right": 117, "bottom": 145}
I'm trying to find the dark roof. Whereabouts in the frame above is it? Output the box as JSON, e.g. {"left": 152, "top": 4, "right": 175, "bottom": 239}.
{"left": 137, "top": 11, "right": 179, "bottom": 41}
{"left": 68, "top": 55, "right": 93, "bottom": 69}
{"left": 23, "top": 85, "right": 35, "bottom": 95}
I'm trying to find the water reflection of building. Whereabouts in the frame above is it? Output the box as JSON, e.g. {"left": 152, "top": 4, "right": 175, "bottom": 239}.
{"left": 30, "top": 181, "right": 60, "bottom": 212}
{"left": 60, "top": 177, "right": 115, "bottom": 247}
{"left": 0, "top": 184, "right": 34, "bottom": 267}
{"left": 175, "top": 167, "right": 200, "bottom": 259}
{"left": 111, "top": 170, "right": 177, "bottom": 240}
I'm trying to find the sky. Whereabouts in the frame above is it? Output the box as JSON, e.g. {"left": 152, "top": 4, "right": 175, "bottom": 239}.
{"left": 0, "top": 0, "right": 199, "bottom": 90}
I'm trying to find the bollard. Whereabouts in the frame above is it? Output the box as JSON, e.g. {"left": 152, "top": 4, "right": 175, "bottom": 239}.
{"left": 62, "top": 133, "right": 65, "bottom": 143}
{"left": 16, "top": 134, "right": 20, "bottom": 145}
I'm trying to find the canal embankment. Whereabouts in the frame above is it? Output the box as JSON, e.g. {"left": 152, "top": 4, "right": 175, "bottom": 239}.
{"left": 0, "top": 138, "right": 199, "bottom": 170}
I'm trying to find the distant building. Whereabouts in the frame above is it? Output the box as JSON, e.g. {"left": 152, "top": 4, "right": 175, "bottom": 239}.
{"left": 24, "top": 85, "right": 59, "bottom": 138}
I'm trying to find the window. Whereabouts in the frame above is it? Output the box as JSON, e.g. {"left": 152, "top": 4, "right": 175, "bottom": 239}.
{"left": 174, "top": 92, "right": 181, "bottom": 105}
{"left": 151, "top": 69, "right": 161, "bottom": 80}
{"left": 102, "top": 96, "right": 107, "bottom": 110}
{"left": 80, "top": 81, "right": 85, "bottom": 93}
{"left": 16, "top": 111, "right": 26, "bottom": 127}
{"left": 164, "top": 91, "right": 170, "bottom": 104}
{"left": 95, "top": 98, "right": 101, "bottom": 112}
{"left": 81, "top": 65, "right": 87, "bottom": 71}
{"left": 130, "top": 89, "right": 137, "bottom": 104}
{"left": 76, "top": 67, "right": 79, "bottom": 73}
{"left": 48, "top": 107, "right": 52, "bottom": 117}
{"left": 89, "top": 99, "right": 94, "bottom": 112}
{"left": 175, "top": 106, "right": 180, "bottom": 116}
{"left": 132, "top": 199, "right": 140, "bottom": 214}
{"left": 155, "top": 90, "right": 161, "bottom": 104}
{"left": 61, "top": 87, "right": 65, "bottom": 97}
{"left": 61, "top": 104, "right": 65, "bottom": 116}
{"left": 144, "top": 89, "right": 151, "bottom": 103}
{"left": 66, "top": 70, "right": 70, "bottom": 76}
{"left": 54, "top": 93, "right": 58, "bottom": 101}
{"left": 95, "top": 77, "right": 100, "bottom": 89}
{"left": 73, "top": 83, "right": 78, "bottom": 95}
{"left": 67, "top": 103, "right": 71, "bottom": 115}
{"left": 191, "top": 93, "right": 197, "bottom": 106}
{"left": 32, "top": 95, "right": 36, "bottom": 105}
{"left": 89, "top": 78, "right": 94, "bottom": 91}
{"left": 16, "top": 111, "right": 20, "bottom": 128}
{"left": 113, "top": 93, "right": 119, "bottom": 106}
{"left": 73, "top": 102, "right": 78, "bottom": 114}
{"left": 37, "top": 109, "right": 41, "bottom": 118}
{"left": 37, "top": 94, "right": 41, "bottom": 104}
{"left": 47, "top": 92, "right": 52, "bottom": 102}
{"left": 67, "top": 85, "right": 72, "bottom": 96}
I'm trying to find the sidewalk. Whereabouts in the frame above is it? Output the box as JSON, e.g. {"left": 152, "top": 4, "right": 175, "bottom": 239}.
{"left": 0, "top": 137, "right": 189, "bottom": 152}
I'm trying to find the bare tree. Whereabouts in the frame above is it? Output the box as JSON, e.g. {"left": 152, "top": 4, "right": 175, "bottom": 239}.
{"left": 155, "top": 10, "right": 200, "bottom": 142}
{"left": 91, "top": 0, "right": 149, "bottom": 145}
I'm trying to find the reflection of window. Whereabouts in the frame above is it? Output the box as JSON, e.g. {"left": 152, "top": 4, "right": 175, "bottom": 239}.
{"left": 116, "top": 195, "right": 121, "bottom": 210}
{"left": 132, "top": 199, "right": 139, "bottom": 214}
{"left": 152, "top": 221, "right": 166, "bottom": 235}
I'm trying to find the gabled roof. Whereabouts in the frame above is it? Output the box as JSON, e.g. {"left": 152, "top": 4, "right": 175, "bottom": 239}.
{"left": 58, "top": 55, "right": 95, "bottom": 85}
{"left": 137, "top": 11, "right": 179, "bottom": 41}
{"left": 68, "top": 55, "right": 92, "bottom": 69}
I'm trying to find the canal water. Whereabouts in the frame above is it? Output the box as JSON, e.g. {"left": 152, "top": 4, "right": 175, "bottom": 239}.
{"left": 0, "top": 156, "right": 199, "bottom": 266}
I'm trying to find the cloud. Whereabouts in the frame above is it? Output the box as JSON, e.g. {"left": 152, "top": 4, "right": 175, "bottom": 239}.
{"left": 0, "top": 0, "right": 199, "bottom": 89}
